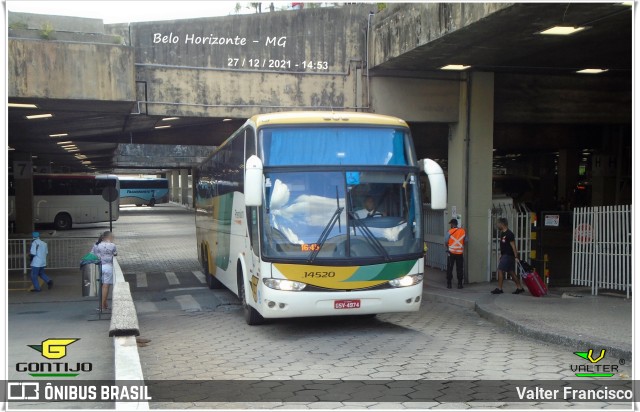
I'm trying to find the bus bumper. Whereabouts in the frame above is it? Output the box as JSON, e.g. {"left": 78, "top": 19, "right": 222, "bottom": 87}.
{"left": 255, "top": 283, "right": 423, "bottom": 318}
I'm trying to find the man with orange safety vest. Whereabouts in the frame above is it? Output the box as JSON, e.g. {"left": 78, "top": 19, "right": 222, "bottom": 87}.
{"left": 445, "top": 218, "right": 465, "bottom": 289}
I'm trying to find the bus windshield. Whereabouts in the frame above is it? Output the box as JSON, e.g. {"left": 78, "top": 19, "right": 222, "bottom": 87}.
{"left": 262, "top": 170, "right": 422, "bottom": 262}
{"left": 261, "top": 127, "right": 412, "bottom": 166}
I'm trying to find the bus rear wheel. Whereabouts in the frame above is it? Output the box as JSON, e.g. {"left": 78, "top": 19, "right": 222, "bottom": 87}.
{"left": 148, "top": 198, "right": 156, "bottom": 207}
{"left": 135, "top": 204, "right": 143, "bottom": 207}
{"left": 203, "top": 250, "right": 223, "bottom": 289}
{"left": 238, "top": 268, "right": 264, "bottom": 325}
{"left": 53, "top": 213, "right": 72, "bottom": 230}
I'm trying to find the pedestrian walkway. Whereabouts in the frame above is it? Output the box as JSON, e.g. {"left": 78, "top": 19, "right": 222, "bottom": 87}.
{"left": 423, "top": 266, "right": 632, "bottom": 361}
{"left": 8, "top": 269, "right": 115, "bottom": 409}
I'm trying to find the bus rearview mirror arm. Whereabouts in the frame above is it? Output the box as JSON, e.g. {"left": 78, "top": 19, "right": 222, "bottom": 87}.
{"left": 245, "top": 155, "right": 264, "bottom": 207}
{"left": 419, "top": 158, "right": 447, "bottom": 210}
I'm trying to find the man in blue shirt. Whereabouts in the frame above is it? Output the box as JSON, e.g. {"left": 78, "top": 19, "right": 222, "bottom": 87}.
{"left": 30, "top": 232, "right": 53, "bottom": 292}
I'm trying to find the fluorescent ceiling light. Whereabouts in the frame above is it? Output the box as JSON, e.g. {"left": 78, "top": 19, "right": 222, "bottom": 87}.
{"left": 620, "top": 2, "right": 633, "bottom": 6}
{"left": 82, "top": 160, "right": 92, "bottom": 164}
{"left": 155, "top": 125, "right": 171, "bottom": 129}
{"left": 62, "top": 144, "right": 77, "bottom": 148}
{"left": 9, "top": 103, "right": 38, "bottom": 109}
{"left": 440, "top": 64, "right": 471, "bottom": 71}
{"left": 56, "top": 141, "right": 73, "bottom": 145}
{"left": 539, "top": 26, "right": 586, "bottom": 35}
{"left": 8, "top": 146, "right": 15, "bottom": 151}
{"left": 49, "top": 133, "right": 69, "bottom": 138}
{"left": 222, "top": 118, "right": 233, "bottom": 122}
{"left": 162, "top": 117, "right": 180, "bottom": 121}
{"left": 576, "top": 68, "right": 609, "bottom": 74}
{"left": 25, "top": 113, "right": 53, "bottom": 120}
{"left": 32, "top": 155, "right": 38, "bottom": 159}
{"left": 67, "top": 149, "right": 79, "bottom": 152}
{"left": 63, "top": 147, "right": 78, "bottom": 151}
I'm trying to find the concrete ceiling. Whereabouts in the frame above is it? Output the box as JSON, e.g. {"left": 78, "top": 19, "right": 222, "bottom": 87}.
{"left": 8, "top": 97, "right": 245, "bottom": 171}
{"left": 372, "top": 3, "right": 631, "bottom": 75}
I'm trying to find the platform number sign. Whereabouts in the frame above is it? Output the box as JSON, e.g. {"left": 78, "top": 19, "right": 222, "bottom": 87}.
{"left": 13, "top": 161, "right": 32, "bottom": 179}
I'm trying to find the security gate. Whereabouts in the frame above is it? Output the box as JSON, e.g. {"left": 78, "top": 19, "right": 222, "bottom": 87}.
{"left": 423, "top": 207, "right": 446, "bottom": 270}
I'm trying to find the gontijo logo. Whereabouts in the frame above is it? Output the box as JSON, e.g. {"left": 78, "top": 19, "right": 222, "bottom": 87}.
{"left": 28, "top": 338, "right": 78, "bottom": 359}
{"left": 571, "top": 349, "right": 621, "bottom": 378}
{"left": 17, "top": 338, "right": 92, "bottom": 377}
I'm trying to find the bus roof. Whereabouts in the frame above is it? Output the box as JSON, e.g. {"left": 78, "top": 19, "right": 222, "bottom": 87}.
{"left": 249, "top": 111, "right": 409, "bottom": 128}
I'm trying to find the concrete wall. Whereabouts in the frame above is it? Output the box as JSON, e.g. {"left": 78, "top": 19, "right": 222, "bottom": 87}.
{"left": 9, "top": 12, "right": 104, "bottom": 33}
{"left": 127, "top": 6, "right": 371, "bottom": 117}
{"left": 370, "top": 76, "right": 459, "bottom": 122}
{"left": 8, "top": 39, "right": 135, "bottom": 101}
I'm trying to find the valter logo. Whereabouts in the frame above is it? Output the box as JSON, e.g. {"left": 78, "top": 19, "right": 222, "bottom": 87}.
{"left": 571, "top": 349, "right": 620, "bottom": 378}
{"left": 17, "top": 338, "right": 92, "bottom": 377}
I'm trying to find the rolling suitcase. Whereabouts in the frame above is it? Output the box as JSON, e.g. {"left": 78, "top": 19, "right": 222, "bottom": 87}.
{"left": 517, "top": 261, "right": 548, "bottom": 297}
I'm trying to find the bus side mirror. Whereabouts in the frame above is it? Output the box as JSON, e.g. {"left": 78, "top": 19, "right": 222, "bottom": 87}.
{"left": 419, "top": 158, "right": 447, "bottom": 210}
{"left": 245, "top": 155, "right": 263, "bottom": 207}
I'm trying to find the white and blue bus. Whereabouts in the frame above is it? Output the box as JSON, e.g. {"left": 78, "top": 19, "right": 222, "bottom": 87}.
{"left": 119, "top": 177, "right": 169, "bottom": 207}
{"left": 195, "top": 112, "right": 447, "bottom": 325}
{"left": 9, "top": 174, "right": 119, "bottom": 230}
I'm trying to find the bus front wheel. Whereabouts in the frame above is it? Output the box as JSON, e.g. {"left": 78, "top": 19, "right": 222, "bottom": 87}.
{"left": 54, "top": 213, "right": 72, "bottom": 230}
{"left": 238, "top": 267, "right": 264, "bottom": 325}
{"left": 148, "top": 198, "right": 156, "bottom": 207}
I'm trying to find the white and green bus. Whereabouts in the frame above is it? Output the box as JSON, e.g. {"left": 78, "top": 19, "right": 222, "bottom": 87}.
{"left": 195, "top": 112, "right": 446, "bottom": 324}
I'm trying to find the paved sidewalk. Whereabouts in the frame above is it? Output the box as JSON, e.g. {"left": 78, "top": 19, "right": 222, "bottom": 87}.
{"left": 423, "top": 267, "right": 632, "bottom": 362}
{"left": 8, "top": 269, "right": 115, "bottom": 409}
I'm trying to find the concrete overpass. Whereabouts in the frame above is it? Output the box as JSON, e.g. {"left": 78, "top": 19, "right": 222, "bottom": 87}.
{"left": 8, "top": 3, "right": 631, "bottom": 282}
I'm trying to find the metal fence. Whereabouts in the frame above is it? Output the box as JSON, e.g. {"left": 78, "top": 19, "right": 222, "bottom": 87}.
{"left": 423, "top": 206, "right": 447, "bottom": 270}
{"left": 489, "top": 203, "right": 533, "bottom": 281}
{"left": 571, "top": 205, "right": 632, "bottom": 297}
{"left": 8, "top": 237, "right": 96, "bottom": 274}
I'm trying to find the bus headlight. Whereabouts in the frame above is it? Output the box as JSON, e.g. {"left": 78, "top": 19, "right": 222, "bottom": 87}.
{"left": 263, "top": 278, "right": 307, "bottom": 291}
{"left": 388, "top": 274, "right": 423, "bottom": 288}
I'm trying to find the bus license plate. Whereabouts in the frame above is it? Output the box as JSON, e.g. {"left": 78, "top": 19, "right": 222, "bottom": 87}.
{"left": 334, "top": 299, "right": 361, "bottom": 309}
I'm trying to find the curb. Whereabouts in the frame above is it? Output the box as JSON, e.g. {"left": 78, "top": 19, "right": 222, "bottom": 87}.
{"left": 424, "top": 288, "right": 632, "bottom": 362}
{"left": 111, "top": 258, "right": 149, "bottom": 411}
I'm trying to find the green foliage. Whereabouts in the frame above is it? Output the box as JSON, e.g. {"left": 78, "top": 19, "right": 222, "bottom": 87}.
{"left": 234, "top": 2, "right": 242, "bottom": 14}
{"left": 377, "top": 3, "right": 387, "bottom": 12}
{"left": 9, "top": 21, "right": 28, "bottom": 30}
{"left": 113, "top": 35, "right": 123, "bottom": 45}
{"left": 39, "top": 22, "right": 56, "bottom": 40}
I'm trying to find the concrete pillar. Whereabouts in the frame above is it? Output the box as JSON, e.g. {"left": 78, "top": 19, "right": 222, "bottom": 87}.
{"left": 12, "top": 152, "right": 34, "bottom": 234}
{"left": 171, "top": 170, "right": 180, "bottom": 202}
{"left": 180, "top": 169, "right": 189, "bottom": 206}
{"left": 448, "top": 72, "right": 494, "bottom": 283}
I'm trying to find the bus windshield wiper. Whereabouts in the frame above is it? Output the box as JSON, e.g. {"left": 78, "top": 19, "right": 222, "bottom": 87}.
{"left": 308, "top": 206, "right": 344, "bottom": 263}
{"left": 348, "top": 212, "right": 391, "bottom": 261}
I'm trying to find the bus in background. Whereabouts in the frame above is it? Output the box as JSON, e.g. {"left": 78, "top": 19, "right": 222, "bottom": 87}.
{"left": 9, "top": 174, "right": 119, "bottom": 230}
{"left": 119, "top": 177, "right": 169, "bottom": 207}
{"left": 195, "top": 112, "right": 447, "bottom": 325}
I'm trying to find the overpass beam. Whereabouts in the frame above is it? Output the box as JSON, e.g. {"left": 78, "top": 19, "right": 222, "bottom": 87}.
{"left": 448, "top": 72, "right": 494, "bottom": 284}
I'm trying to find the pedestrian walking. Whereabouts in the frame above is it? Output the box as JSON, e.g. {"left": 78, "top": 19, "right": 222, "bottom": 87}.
{"left": 491, "top": 218, "right": 525, "bottom": 295}
{"left": 445, "top": 219, "right": 465, "bottom": 289}
{"left": 92, "top": 231, "right": 118, "bottom": 310}
{"left": 29, "top": 232, "right": 53, "bottom": 292}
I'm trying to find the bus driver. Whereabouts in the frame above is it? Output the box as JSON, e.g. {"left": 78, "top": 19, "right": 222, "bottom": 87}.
{"left": 355, "top": 196, "right": 383, "bottom": 219}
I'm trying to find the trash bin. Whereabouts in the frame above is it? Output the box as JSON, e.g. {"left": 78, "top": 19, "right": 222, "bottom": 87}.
{"left": 81, "top": 263, "right": 100, "bottom": 297}
{"left": 80, "top": 253, "right": 101, "bottom": 297}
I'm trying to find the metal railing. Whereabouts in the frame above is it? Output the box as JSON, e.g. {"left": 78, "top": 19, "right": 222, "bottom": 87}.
{"left": 489, "top": 203, "right": 533, "bottom": 280}
{"left": 8, "top": 237, "right": 96, "bottom": 274}
{"left": 571, "top": 205, "right": 631, "bottom": 297}
{"left": 423, "top": 206, "right": 446, "bottom": 270}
